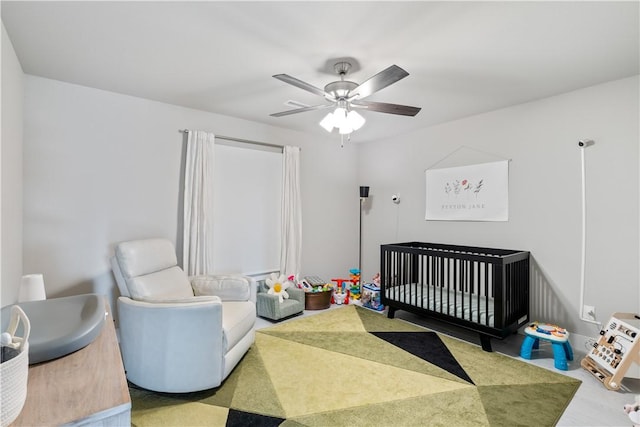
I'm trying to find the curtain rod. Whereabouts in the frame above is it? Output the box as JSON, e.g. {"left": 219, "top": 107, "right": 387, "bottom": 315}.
{"left": 179, "top": 129, "right": 288, "bottom": 151}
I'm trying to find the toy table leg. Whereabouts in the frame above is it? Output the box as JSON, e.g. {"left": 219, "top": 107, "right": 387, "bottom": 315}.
{"left": 551, "top": 342, "right": 569, "bottom": 370}
{"left": 520, "top": 335, "right": 538, "bottom": 360}
{"left": 563, "top": 341, "right": 574, "bottom": 361}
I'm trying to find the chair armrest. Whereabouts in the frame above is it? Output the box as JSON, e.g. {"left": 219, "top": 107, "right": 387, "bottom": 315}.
{"left": 287, "top": 286, "right": 306, "bottom": 304}
{"left": 191, "top": 275, "right": 256, "bottom": 303}
{"left": 117, "top": 296, "right": 224, "bottom": 392}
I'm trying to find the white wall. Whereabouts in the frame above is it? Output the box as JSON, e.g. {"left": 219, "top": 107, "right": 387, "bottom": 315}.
{"left": 16, "top": 71, "right": 639, "bottom": 340}
{"left": 358, "top": 76, "right": 639, "bottom": 338}
{"left": 22, "top": 76, "right": 358, "bottom": 312}
{"left": 1, "top": 23, "right": 24, "bottom": 307}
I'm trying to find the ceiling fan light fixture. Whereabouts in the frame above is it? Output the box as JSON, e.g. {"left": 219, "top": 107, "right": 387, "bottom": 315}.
{"left": 272, "top": 62, "right": 420, "bottom": 142}
{"left": 319, "top": 112, "right": 335, "bottom": 132}
{"left": 318, "top": 106, "right": 366, "bottom": 135}
{"left": 347, "top": 110, "right": 366, "bottom": 131}
{"left": 333, "top": 107, "right": 348, "bottom": 127}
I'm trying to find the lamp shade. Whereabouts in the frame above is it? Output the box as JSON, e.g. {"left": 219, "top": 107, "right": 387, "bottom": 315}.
{"left": 360, "top": 186, "right": 370, "bottom": 198}
{"left": 347, "top": 110, "right": 366, "bottom": 131}
{"left": 18, "top": 274, "right": 46, "bottom": 302}
{"left": 318, "top": 107, "right": 367, "bottom": 135}
{"left": 319, "top": 112, "right": 335, "bottom": 132}
{"left": 338, "top": 125, "right": 353, "bottom": 135}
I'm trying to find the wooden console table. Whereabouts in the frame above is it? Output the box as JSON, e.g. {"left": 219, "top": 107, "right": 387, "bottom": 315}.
{"left": 11, "top": 303, "right": 131, "bottom": 426}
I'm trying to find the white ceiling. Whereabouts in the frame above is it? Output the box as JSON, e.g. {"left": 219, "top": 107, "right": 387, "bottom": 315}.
{"left": 2, "top": 1, "right": 638, "bottom": 143}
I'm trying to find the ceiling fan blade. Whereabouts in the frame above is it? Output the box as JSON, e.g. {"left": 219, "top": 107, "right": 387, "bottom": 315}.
{"left": 350, "top": 65, "right": 409, "bottom": 100}
{"left": 273, "top": 74, "right": 329, "bottom": 98}
{"left": 270, "top": 104, "right": 334, "bottom": 117}
{"left": 352, "top": 100, "right": 421, "bottom": 116}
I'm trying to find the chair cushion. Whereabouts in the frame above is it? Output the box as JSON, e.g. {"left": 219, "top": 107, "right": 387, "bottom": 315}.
{"left": 116, "top": 239, "right": 178, "bottom": 278}
{"left": 127, "top": 266, "right": 194, "bottom": 301}
{"left": 115, "top": 238, "right": 194, "bottom": 301}
{"left": 222, "top": 301, "right": 256, "bottom": 352}
{"left": 192, "top": 275, "right": 251, "bottom": 301}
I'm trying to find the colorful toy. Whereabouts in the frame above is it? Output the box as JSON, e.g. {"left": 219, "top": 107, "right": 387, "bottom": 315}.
{"left": 349, "top": 269, "right": 361, "bottom": 300}
{"left": 330, "top": 278, "right": 350, "bottom": 305}
{"left": 334, "top": 292, "right": 347, "bottom": 305}
{"left": 331, "top": 278, "right": 351, "bottom": 292}
{"left": 265, "top": 273, "right": 290, "bottom": 303}
{"left": 361, "top": 283, "right": 384, "bottom": 311}
{"left": 349, "top": 285, "right": 360, "bottom": 300}
{"left": 349, "top": 268, "right": 360, "bottom": 285}
{"left": 520, "top": 321, "right": 573, "bottom": 370}
{"left": 288, "top": 275, "right": 303, "bottom": 289}
{"left": 372, "top": 272, "right": 380, "bottom": 286}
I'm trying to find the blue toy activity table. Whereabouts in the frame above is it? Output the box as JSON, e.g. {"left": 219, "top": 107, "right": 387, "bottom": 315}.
{"left": 520, "top": 322, "right": 573, "bottom": 370}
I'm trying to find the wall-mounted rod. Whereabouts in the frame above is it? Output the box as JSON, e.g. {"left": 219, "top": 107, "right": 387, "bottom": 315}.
{"left": 179, "top": 129, "right": 286, "bottom": 151}
{"left": 578, "top": 139, "right": 600, "bottom": 326}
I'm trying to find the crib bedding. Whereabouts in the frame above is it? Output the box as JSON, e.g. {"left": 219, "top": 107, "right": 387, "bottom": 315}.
{"left": 386, "top": 283, "right": 495, "bottom": 327}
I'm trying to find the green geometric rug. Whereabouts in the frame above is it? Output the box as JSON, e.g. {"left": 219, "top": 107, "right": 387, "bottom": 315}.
{"left": 130, "top": 305, "right": 580, "bottom": 426}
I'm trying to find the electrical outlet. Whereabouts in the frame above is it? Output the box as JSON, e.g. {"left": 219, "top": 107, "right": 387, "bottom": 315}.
{"left": 583, "top": 305, "right": 596, "bottom": 319}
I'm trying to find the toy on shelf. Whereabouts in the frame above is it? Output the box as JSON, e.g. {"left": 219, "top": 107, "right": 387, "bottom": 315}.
{"left": 581, "top": 312, "right": 640, "bottom": 391}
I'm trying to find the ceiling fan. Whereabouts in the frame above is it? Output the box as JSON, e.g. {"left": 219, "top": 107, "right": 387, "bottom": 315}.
{"left": 270, "top": 61, "right": 421, "bottom": 137}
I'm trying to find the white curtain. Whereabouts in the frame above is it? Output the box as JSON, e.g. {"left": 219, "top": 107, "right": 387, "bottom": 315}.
{"left": 280, "top": 146, "right": 302, "bottom": 277}
{"left": 183, "top": 130, "right": 215, "bottom": 276}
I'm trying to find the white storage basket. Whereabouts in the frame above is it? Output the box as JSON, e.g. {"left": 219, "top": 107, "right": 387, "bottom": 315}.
{"left": 1, "top": 306, "right": 30, "bottom": 427}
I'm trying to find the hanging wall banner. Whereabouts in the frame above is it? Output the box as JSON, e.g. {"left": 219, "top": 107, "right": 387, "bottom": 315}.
{"left": 425, "top": 160, "right": 509, "bottom": 221}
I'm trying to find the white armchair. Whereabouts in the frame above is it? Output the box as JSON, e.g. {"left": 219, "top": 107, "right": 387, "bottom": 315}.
{"left": 110, "top": 238, "right": 256, "bottom": 393}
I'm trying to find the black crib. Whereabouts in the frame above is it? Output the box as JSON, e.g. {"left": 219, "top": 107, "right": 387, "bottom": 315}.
{"left": 381, "top": 242, "right": 530, "bottom": 352}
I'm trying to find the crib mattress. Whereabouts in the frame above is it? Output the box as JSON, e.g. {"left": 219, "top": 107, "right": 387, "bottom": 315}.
{"left": 385, "top": 283, "right": 495, "bottom": 327}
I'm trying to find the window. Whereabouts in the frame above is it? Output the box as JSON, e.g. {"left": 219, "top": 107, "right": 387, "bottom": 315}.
{"left": 212, "top": 141, "right": 282, "bottom": 276}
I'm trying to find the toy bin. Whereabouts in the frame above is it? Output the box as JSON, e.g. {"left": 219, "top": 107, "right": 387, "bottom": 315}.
{"left": 305, "top": 290, "right": 331, "bottom": 310}
{"left": 361, "top": 283, "right": 384, "bottom": 311}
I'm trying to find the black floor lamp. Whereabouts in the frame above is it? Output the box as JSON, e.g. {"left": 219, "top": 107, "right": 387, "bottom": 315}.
{"left": 359, "top": 186, "right": 370, "bottom": 291}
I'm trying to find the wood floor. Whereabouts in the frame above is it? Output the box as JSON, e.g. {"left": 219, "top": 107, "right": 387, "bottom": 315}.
{"left": 256, "top": 305, "right": 640, "bottom": 427}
